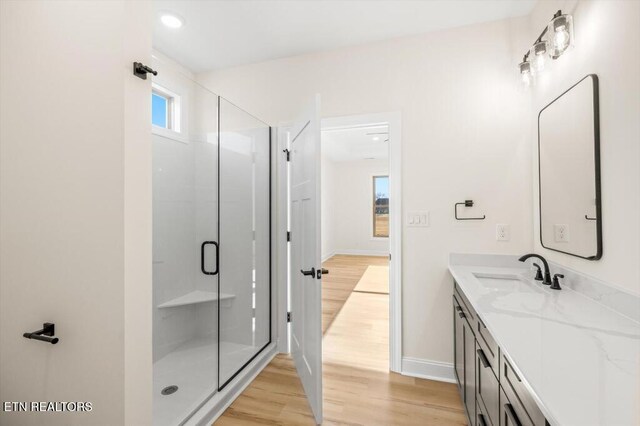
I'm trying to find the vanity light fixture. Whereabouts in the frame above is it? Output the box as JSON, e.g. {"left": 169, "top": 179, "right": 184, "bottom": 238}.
{"left": 519, "top": 10, "right": 574, "bottom": 85}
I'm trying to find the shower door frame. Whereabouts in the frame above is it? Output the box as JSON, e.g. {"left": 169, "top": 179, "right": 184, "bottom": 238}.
{"left": 216, "top": 96, "right": 273, "bottom": 392}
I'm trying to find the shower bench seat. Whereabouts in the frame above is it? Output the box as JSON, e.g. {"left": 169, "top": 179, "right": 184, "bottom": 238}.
{"left": 158, "top": 290, "right": 235, "bottom": 309}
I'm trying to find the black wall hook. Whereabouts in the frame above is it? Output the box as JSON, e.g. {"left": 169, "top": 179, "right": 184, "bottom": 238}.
{"left": 133, "top": 62, "right": 158, "bottom": 80}
{"left": 23, "top": 322, "right": 58, "bottom": 344}
{"left": 454, "top": 200, "right": 486, "bottom": 220}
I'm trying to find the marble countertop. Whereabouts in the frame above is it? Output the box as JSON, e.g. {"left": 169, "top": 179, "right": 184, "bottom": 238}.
{"left": 449, "top": 254, "right": 640, "bottom": 426}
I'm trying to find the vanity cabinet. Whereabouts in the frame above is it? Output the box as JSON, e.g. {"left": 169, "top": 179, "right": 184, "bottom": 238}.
{"left": 453, "top": 282, "right": 548, "bottom": 426}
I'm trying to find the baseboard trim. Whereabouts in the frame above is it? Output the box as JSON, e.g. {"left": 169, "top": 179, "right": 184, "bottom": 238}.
{"left": 322, "top": 251, "right": 336, "bottom": 262}
{"left": 332, "top": 249, "right": 389, "bottom": 257}
{"left": 401, "top": 357, "right": 456, "bottom": 383}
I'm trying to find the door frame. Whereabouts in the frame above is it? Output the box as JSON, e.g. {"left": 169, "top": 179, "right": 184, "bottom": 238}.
{"left": 276, "top": 111, "right": 402, "bottom": 373}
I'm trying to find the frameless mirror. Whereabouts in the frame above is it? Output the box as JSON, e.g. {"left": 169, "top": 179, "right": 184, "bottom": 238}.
{"left": 538, "top": 74, "right": 601, "bottom": 260}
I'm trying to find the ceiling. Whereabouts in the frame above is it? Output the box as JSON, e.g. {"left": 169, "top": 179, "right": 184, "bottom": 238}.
{"left": 322, "top": 125, "right": 389, "bottom": 162}
{"left": 153, "top": 0, "right": 537, "bottom": 72}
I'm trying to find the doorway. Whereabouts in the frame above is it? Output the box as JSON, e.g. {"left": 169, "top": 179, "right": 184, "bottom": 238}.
{"left": 273, "top": 110, "right": 402, "bottom": 423}
{"left": 320, "top": 112, "right": 401, "bottom": 372}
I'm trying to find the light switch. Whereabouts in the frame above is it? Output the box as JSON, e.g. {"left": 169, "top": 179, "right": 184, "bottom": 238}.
{"left": 407, "top": 211, "right": 429, "bottom": 227}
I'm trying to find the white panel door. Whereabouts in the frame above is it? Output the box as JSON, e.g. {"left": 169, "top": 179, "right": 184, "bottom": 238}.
{"left": 289, "top": 95, "right": 323, "bottom": 425}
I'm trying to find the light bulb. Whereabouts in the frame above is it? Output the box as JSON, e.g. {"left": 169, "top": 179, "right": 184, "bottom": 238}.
{"left": 532, "top": 53, "right": 545, "bottom": 72}
{"left": 529, "top": 41, "right": 548, "bottom": 73}
{"left": 553, "top": 26, "right": 570, "bottom": 51}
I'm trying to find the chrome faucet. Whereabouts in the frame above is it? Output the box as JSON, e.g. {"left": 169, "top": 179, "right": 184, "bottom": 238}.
{"left": 519, "top": 254, "right": 552, "bottom": 285}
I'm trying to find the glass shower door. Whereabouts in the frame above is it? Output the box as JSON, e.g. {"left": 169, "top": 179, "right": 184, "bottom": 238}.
{"left": 152, "top": 57, "right": 272, "bottom": 424}
{"left": 151, "top": 58, "right": 220, "bottom": 426}
{"left": 218, "top": 98, "right": 271, "bottom": 389}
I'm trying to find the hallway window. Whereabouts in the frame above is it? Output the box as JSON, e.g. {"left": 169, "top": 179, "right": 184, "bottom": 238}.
{"left": 373, "top": 176, "right": 389, "bottom": 237}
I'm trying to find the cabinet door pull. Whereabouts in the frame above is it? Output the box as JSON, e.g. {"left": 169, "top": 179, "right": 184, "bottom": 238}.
{"left": 477, "top": 348, "right": 490, "bottom": 369}
{"left": 478, "top": 413, "right": 488, "bottom": 426}
{"left": 504, "top": 403, "right": 522, "bottom": 426}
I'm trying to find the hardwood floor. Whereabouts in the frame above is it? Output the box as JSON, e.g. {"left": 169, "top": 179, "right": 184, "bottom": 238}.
{"left": 321, "top": 255, "right": 388, "bottom": 333}
{"left": 215, "top": 255, "right": 465, "bottom": 425}
{"left": 215, "top": 355, "right": 314, "bottom": 425}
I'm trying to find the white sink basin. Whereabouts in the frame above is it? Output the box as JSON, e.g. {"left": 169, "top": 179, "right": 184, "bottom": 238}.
{"left": 472, "top": 272, "right": 536, "bottom": 292}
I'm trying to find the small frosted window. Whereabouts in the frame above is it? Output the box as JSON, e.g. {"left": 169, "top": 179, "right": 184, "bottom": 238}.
{"left": 152, "top": 93, "right": 168, "bottom": 128}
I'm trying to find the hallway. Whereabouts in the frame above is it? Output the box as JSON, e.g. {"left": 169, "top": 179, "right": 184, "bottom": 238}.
{"left": 215, "top": 255, "right": 465, "bottom": 425}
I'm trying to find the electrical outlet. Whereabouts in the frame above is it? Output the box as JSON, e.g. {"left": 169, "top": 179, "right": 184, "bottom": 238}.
{"left": 496, "top": 224, "right": 510, "bottom": 241}
{"left": 554, "top": 224, "right": 569, "bottom": 242}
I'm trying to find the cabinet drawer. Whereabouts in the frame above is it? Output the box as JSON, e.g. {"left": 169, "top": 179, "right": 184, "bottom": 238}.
{"left": 501, "top": 356, "right": 546, "bottom": 425}
{"left": 477, "top": 400, "right": 490, "bottom": 426}
{"left": 477, "top": 347, "right": 499, "bottom": 426}
{"left": 476, "top": 315, "right": 499, "bottom": 376}
{"left": 500, "top": 387, "right": 533, "bottom": 426}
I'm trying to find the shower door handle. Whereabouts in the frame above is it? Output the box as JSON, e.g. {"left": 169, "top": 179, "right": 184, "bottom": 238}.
{"left": 201, "top": 241, "right": 219, "bottom": 275}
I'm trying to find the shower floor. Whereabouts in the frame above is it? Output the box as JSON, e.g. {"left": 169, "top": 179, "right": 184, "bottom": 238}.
{"left": 153, "top": 336, "right": 257, "bottom": 426}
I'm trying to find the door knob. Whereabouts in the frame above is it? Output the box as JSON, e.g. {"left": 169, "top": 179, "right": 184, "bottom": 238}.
{"left": 301, "top": 267, "right": 316, "bottom": 277}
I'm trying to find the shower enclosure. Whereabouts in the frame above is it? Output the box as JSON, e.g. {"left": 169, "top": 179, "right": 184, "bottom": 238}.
{"left": 151, "top": 57, "right": 271, "bottom": 425}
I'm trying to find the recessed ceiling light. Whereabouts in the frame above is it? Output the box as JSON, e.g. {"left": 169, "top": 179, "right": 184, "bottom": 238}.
{"left": 161, "top": 13, "right": 184, "bottom": 29}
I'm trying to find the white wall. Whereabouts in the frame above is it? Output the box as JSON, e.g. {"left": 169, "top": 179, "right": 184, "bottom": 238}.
{"left": 321, "top": 156, "right": 338, "bottom": 260}
{"left": 0, "top": 1, "right": 151, "bottom": 425}
{"left": 197, "top": 17, "right": 533, "bottom": 366}
{"left": 321, "top": 158, "right": 390, "bottom": 259}
{"left": 528, "top": 0, "right": 640, "bottom": 295}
